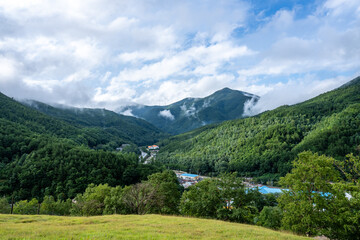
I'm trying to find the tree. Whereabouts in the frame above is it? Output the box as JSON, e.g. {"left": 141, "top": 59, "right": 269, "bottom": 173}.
{"left": 13, "top": 198, "right": 39, "bottom": 215}
{"left": 215, "top": 173, "right": 257, "bottom": 223}
{"left": 71, "top": 184, "right": 111, "bottom": 216}
{"left": 104, "top": 186, "right": 129, "bottom": 214}
{"left": 0, "top": 197, "right": 11, "bottom": 214}
{"left": 278, "top": 151, "right": 341, "bottom": 236}
{"left": 180, "top": 179, "right": 221, "bottom": 218}
{"left": 122, "top": 182, "right": 157, "bottom": 215}
{"left": 256, "top": 206, "right": 283, "bottom": 230}
{"left": 40, "top": 196, "right": 72, "bottom": 216}
{"left": 147, "top": 170, "right": 182, "bottom": 214}
{"left": 326, "top": 154, "right": 360, "bottom": 240}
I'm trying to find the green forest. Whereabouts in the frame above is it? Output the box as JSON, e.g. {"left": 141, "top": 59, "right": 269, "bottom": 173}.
{"left": 0, "top": 92, "right": 165, "bottom": 201}
{"left": 2, "top": 153, "right": 360, "bottom": 240}
{"left": 1, "top": 77, "right": 360, "bottom": 239}
{"left": 157, "top": 77, "right": 360, "bottom": 182}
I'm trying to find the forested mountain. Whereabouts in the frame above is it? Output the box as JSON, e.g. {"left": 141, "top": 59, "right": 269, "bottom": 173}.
{"left": 0, "top": 92, "right": 164, "bottom": 201}
{"left": 21, "top": 100, "right": 168, "bottom": 146}
{"left": 157, "top": 76, "right": 360, "bottom": 181}
{"left": 120, "top": 88, "right": 259, "bottom": 134}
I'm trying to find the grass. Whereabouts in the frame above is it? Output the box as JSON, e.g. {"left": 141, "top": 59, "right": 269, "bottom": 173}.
{"left": 0, "top": 214, "right": 308, "bottom": 240}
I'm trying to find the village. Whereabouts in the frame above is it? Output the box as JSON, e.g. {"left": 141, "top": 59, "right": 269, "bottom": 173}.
{"left": 116, "top": 143, "right": 285, "bottom": 193}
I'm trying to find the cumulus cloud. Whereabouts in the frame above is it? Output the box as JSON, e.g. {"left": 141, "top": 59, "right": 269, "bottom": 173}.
{"left": 242, "top": 75, "right": 350, "bottom": 116}
{"left": 0, "top": 0, "right": 359, "bottom": 113}
{"left": 159, "top": 110, "right": 175, "bottom": 120}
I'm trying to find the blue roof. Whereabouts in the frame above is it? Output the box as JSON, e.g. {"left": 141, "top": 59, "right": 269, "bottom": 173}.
{"left": 258, "top": 186, "right": 283, "bottom": 194}
{"left": 181, "top": 173, "right": 199, "bottom": 177}
{"left": 249, "top": 186, "right": 286, "bottom": 194}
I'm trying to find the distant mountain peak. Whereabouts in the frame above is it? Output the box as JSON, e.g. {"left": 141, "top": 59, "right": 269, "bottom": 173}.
{"left": 120, "top": 87, "right": 259, "bottom": 134}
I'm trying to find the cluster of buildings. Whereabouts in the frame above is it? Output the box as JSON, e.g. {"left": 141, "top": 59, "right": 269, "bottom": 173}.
{"left": 147, "top": 145, "right": 159, "bottom": 151}
{"left": 174, "top": 171, "right": 207, "bottom": 188}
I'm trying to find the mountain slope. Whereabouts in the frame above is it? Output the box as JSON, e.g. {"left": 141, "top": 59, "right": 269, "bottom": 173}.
{"left": 120, "top": 88, "right": 259, "bottom": 134}
{"left": 0, "top": 92, "right": 163, "bottom": 200}
{"left": 22, "top": 100, "right": 168, "bottom": 146}
{"left": 157, "top": 76, "right": 360, "bottom": 181}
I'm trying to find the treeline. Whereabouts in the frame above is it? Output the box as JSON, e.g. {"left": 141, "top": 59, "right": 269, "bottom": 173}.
{"left": 0, "top": 92, "right": 167, "bottom": 153}
{"left": 0, "top": 91, "right": 168, "bottom": 201}
{"left": 157, "top": 77, "right": 360, "bottom": 182}
{"left": 2, "top": 152, "right": 359, "bottom": 239}
{"left": 22, "top": 100, "right": 169, "bottom": 146}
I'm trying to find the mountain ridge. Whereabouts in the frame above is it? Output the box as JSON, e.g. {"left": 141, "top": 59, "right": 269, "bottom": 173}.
{"left": 156, "top": 76, "right": 360, "bottom": 181}
{"left": 120, "top": 88, "right": 259, "bottom": 134}
{"left": 20, "top": 99, "right": 169, "bottom": 146}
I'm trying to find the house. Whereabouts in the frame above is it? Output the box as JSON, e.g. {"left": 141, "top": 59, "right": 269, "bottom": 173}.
{"left": 148, "top": 145, "right": 159, "bottom": 150}
{"left": 180, "top": 173, "right": 199, "bottom": 181}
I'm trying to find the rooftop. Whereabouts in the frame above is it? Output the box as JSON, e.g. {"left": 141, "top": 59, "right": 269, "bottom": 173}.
{"left": 181, "top": 173, "right": 199, "bottom": 178}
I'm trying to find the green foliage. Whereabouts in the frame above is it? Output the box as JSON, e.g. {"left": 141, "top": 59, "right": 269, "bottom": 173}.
{"left": 0, "top": 137, "right": 161, "bottom": 200}
{"left": 40, "top": 196, "right": 71, "bottom": 216}
{"left": 278, "top": 152, "right": 340, "bottom": 236}
{"left": 122, "top": 182, "right": 157, "bottom": 215}
{"left": 180, "top": 179, "right": 221, "bottom": 218}
{"left": 0, "top": 92, "right": 164, "bottom": 200}
{"left": 157, "top": 77, "right": 360, "bottom": 178}
{"left": 71, "top": 184, "right": 112, "bottom": 216}
{"left": 180, "top": 173, "right": 260, "bottom": 223}
{"left": 147, "top": 170, "right": 182, "bottom": 214}
{"left": 103, "top": 186, "right": 128, "bottom": 214}
{"left": 22, "top": 100, "right": 168, "bottom": 146}
{"left": 256, "top": 206, "right": 283, "bottom": 230}
{"left": 247, "top": 191, "right": 280, "bottom": 212}
{"left": 0, "top": 197, "right": 11, "bottom": 214}
{"left": 13, "top": 198, "right": 39, "bottom": 215}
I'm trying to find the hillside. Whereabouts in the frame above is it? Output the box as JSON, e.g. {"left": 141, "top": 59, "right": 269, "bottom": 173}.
{"left": 120, "top": 88, "right": 259, "bottom": 134}
{"left": 21, "top": 100, "right": 169, "bottom": 146}
{"left": 0, "top": 92, "right": 164, "bottom": 200}
{"left": 157, "top": 76, "right": 360, "bottom": 181}
{"left": 0, "top": 214, "right": 308, "bottom": 240}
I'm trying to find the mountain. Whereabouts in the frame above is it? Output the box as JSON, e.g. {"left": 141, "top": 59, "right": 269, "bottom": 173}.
{"left": 119, "top": 88, "right": 259, "bottom": 134}
{"left": 156, "top": 76, "right": 360, "bottom": 181}
{"left": 0, "top": 92, "right": 164, "bottom": 200}
{"left": 21, "top": 100, "right": 169, "bottom": 146}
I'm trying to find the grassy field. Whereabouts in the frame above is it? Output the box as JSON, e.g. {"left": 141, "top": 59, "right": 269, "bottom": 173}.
{"left": 0, "top": 214, "right": 308, "bottom": 240}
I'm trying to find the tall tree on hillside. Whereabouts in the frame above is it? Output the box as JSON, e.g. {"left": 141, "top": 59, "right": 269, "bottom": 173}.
{"left": 122, "top": 182, "right": 157, "bottom": 215}
{"left": 278, "top": 151, "right": 358, "bottom": 238}
{"left": 147, "top": 170, "right": 182, "bottom": 214}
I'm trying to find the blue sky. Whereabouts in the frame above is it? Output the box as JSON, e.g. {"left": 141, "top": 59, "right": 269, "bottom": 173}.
{"left": 0, "top": 0, "right": 359, "bottom": 113}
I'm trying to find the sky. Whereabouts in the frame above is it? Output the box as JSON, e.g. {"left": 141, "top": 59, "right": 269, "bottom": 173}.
{"left": 0, "top": 0, "right": 359, "bottom": 114}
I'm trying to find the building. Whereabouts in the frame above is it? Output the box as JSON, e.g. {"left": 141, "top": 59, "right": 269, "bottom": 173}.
{"left": 148, "top": 145, "right": 159, "bottom": 150}
{"left": 180, "top": 173, "right": 199, "bottom": 181}
{"left": 251, "top": 186, "right": 284, "bottom": 194}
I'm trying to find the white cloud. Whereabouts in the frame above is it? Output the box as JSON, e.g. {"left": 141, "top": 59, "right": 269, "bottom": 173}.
{"left": 243, "top": 76, "right": 350, "bottom": 116}
{"left": 0, "top": 56, "right": 17, "bottom": 81}
{"left": 120, "top": 109, "right": 135, "bottom": 117}
{"left": 0, "top": 0, "right": 359, "bottom": 113}
{"left": 159, "top": 109, "right": 175, "bottom": 120}
{"left": 181, "top": 104, "right": 197, "bottom": 117}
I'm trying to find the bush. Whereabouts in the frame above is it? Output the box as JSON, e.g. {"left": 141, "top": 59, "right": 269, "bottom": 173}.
{"left": 0, "top": 197, "right": 11, "bottom": 214}
{"left": 71, "top": 184, "right": 112, "bottom": 216}
{"left": 13, "top": 198, "right": 39, "bottom": 215}
{"left": 256, "top": 206, "right": 283, "bottom": 230}
{"left": 40, "top": 196, "right": 72, "bottom": 215}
